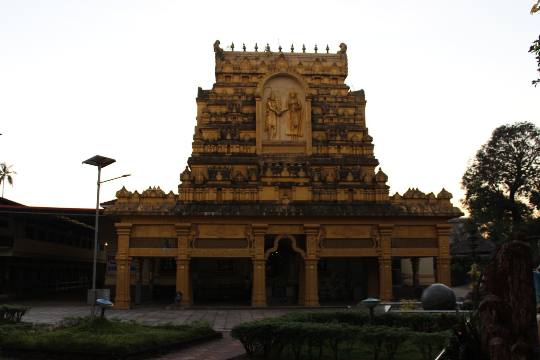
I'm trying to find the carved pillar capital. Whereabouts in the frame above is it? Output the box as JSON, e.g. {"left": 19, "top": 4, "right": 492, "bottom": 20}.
{"left": 115, "top": 222, "right": 132, "bottom": 235}
{"left": 436, "top": 223, "right": 452, "bottom": 236}
{"left": 252, "top": 223, "right": 268, "bottom": 235}
{"left": 304, "top": 224, "right": 320, "bottom": 235}
{"left": 378, "top": 224, "right": 394, "bottom": 237}
{"left": 115, "top": 223, "right": 132, "bottom": 258}
{"left": 377, "top": 224, "right": 393, "bottom": 258}
{"left": 304, "top": 224, "right": 320, "bottom": 259}
{"left": 436, "top": 256, "right": 451, "bottom": 286}
{"left": 252, "top": 224, "right": 267, "bottom": 260}
{"left": 436, "top": 223, "right": 451, "bottom": 258}
{"left": 175, "top": 223, "right": 192, "bottom": 259}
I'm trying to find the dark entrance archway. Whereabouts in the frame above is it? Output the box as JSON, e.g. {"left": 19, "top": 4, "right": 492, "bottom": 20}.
{"left": 318, "top": 257, "right": 376, "bottom": 305}
{"left": 266, "top": 237, "right": 302, "bottom": 305}
{"left": 190, "top": 258, "right": 251, "bottom": 305}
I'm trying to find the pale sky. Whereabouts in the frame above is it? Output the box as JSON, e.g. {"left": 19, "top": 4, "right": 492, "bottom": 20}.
{"left": 1, "top": 0, "right": 539, "bottom": 211}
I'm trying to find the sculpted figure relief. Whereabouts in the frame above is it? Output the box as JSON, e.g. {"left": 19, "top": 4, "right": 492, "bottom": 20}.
{"left": 264, "top": 89, "right": 304, "bottom": 141}
{"left": 287, "top": 92, "right": 302, "bottom": 139}
{"left": 265, "top": 91, "right": 284, "bottom": 139}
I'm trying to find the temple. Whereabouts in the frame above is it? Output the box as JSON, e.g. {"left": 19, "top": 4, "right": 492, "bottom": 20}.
{"left": 105, "top": 41, "right": 462, "bottom": 308}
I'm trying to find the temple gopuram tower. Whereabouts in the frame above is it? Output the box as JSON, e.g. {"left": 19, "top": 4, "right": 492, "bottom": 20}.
{"left": 106, "top": 41, "right": 462, "bottom": 309}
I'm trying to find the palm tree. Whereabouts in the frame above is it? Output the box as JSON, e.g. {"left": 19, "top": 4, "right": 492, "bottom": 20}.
{"left": 0, "top": 163, "right": 16, "bottom": 198}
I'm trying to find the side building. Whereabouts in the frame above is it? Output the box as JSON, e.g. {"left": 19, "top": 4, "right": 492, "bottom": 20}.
{"left": 105, "top": 42, "right": 462, "bottom": 308}
{"left": 0, "top": 198, "right": 110, "bottom": 299}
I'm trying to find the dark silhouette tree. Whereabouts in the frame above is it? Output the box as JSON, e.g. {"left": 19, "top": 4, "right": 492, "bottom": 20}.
{"left": 0, "top": 163, "right": 16, "bottom": 198}
{"left": 462, "top": 122, "right": 540, "bottom": 242}
{"left": 531, "top": 1, "right": 540, "bottom": 86}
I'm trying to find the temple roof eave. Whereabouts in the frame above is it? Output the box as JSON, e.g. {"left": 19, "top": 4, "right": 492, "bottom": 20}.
{"left": 105, "top": 201, "right": 463, "bottom": 218}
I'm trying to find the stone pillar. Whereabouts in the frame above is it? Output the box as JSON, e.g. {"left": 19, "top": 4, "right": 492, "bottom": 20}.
{"left": 304, "top": 259, "right": 319, "bottom": 306}
{"left": 378, "top": 225, "right": 393, "bottom": 301}
{"left": 175, "top": 223, "right": 192, "bottom": 306}
{"left": 304, "top": 224, "right": 320, "bottom": 306}
{"left": 114, "top": 223, "right": 132, "bottom": 309}
{"left": 134, "top": 258, "right": 142, "bottom": 305}
{"left": 411, "top": 257, "right": 420, "bottom": 288}
{"left": 251, "top": 224, "right": 267, "bottom": 307}
{"left": 175, "top": 259, "right": 191, "bottom": 305}
{"left": 436, "top": 224, "right": 452, "bottom": 286}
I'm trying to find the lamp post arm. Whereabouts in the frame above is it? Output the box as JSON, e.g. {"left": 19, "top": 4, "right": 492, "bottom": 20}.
{"left": 100, "top": 174, "right": 130, "bottom": 184}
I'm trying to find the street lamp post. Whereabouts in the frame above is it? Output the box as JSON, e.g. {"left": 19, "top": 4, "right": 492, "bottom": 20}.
{"left": 83, "top": 155, "right": 130, "bottom": 315}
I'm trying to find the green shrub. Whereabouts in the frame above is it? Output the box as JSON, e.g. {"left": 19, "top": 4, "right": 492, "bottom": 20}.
{"left": 410, "top": 331, "right": 451, "bottom": 360}
{"left": 0, "top": 304, "right": 30, "bottom": 323}
{"left": 281, "top": 310, "right": 458, "bottom": 332}
{"left": 0, "top": 316, "right": 218, "bottom": 359}
{"left": 232, "top": 311, "right": 457, "bottom": 360}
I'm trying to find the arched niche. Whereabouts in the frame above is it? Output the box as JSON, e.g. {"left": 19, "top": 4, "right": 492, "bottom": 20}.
{"left": 264, "top": 234, "right": 306, "bottom": 259}
{"left": 256, "top": 72, "right": 312, "bottom": 155}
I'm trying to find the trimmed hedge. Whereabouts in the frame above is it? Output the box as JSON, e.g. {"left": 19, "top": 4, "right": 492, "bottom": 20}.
{"left": 0, "top": 304, "right": 30, "bottom": 323}
{"left": 0, "top": 317, "right": 220, "bottom": 359}
{"left": 280, "top": 310, "right": 459, "bottom": 332}
{"left": 232, "top": 311, "right": 456, "bottom": 360}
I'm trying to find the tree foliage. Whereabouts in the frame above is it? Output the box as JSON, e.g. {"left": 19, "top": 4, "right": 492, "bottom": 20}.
{"left": 462, "top": 122, "right": 540, "bottom": 242}
{"left": 531, "top": 1, "right": 540, "bottom": 86}
{"left": 0, "top": 163, "right": 16, "bottom": 198}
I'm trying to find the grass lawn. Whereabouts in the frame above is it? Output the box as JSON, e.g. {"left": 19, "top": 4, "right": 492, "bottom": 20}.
{"left": 0, "top": 317, "right": 220, "bottom": 359}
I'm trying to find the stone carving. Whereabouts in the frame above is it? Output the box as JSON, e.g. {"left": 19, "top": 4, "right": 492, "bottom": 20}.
{"left": 338, "top": 42, "right": 347, "bottom": 55}
{"left": 264, "top": 85, "right": 305, "bottom": 141}
{"left": 265, "top": 91, "right": 283, "bottom": 139}
{"left": 180, "top": 166, "right": 192, "bottom": 183}
{"left": 213, "top": 40, "right": 224, "bottom": 60}
{"left": 286, "top": 92, "right": 303, "bottom": 139}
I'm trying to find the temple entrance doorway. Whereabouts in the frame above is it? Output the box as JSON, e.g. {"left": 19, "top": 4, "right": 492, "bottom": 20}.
{"left": 131, "top": 257, "right": 176, "bottom": 305}
{"left": 190, "top": 258, "right": 251, "bottom": 305}
{"left": 318, "top": 258, "right": 377, "bottom": 305}
{"left": 266, "top": 238, "right": 302, "bottom": 305}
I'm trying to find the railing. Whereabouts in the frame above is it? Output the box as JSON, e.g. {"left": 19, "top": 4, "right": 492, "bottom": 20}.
{"left": 50, "top": 280, "right": 89, "bottom": 293}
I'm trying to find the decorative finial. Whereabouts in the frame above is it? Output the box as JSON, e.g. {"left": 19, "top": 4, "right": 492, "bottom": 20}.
{"left": 278, "top": 45, "right": 282, "bottom": 52}
{"left": 265, "top": 43, "right": 270, "bottom": 52}
{"left": 230, "top": 42, "right": 235, "bottom": 51}
{"left": 326, "top": 44, "right": 329, "bottom": 53}
{"left": 314, "top": 44, "right": 318, "bottom": 53}
{"left": 254, "top": 43, "right": 258, "bottom": 52}
{"left": 290, "top": 44, "right": 294, "bottom": 53}
{"left": 302, "top": 44, "right": 306, "bottom": 53}
{"left": 243, "top": 43, "right": 246, "bottom": 52}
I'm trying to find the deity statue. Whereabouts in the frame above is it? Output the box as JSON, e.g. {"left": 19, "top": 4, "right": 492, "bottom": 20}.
{"left": 265, "top": 91, "right": 283, "bottom": 139}
{"left": 286, "top": 92, "right": 302, "bottom": 139}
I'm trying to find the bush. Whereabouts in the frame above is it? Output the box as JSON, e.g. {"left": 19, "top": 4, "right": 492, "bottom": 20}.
{"left": 232, "top": 311, "right": 457, "bottom": 360}
{"left": 281, "top": 310, "right": 459, "bottom": 332}
{"left": 0, "top": 316, "right": 219, "bottom": 359}
{"left": 410, "top": 331, "right": 451, "bottom": 360}
{"left": 0, "top": 304, "right": 30, "bottom": 323}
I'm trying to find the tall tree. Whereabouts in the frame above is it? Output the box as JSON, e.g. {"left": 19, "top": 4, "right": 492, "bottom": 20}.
{"left": 462, "top": 122, "right": 540, "bottom": 242}
{"left": 0, "top": 163, "right": 16, "bottom": 198}
{"left": 531, "top": 1, "right": 540, "bottom": 86}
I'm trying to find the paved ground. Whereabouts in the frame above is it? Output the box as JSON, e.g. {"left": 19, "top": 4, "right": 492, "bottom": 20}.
{"left": 154, "top": 332, "right": 245, "bottom": 360}
{"left": 21, "top": 302, "right": 313, "bottom": 331}
{"left": 18, "top": 302, "right": 323, "bottom": 360}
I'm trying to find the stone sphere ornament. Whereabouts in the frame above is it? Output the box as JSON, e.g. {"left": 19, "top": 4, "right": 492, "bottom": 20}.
{"left": 421, "top": 283, "right": 456, "bottom": 310}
